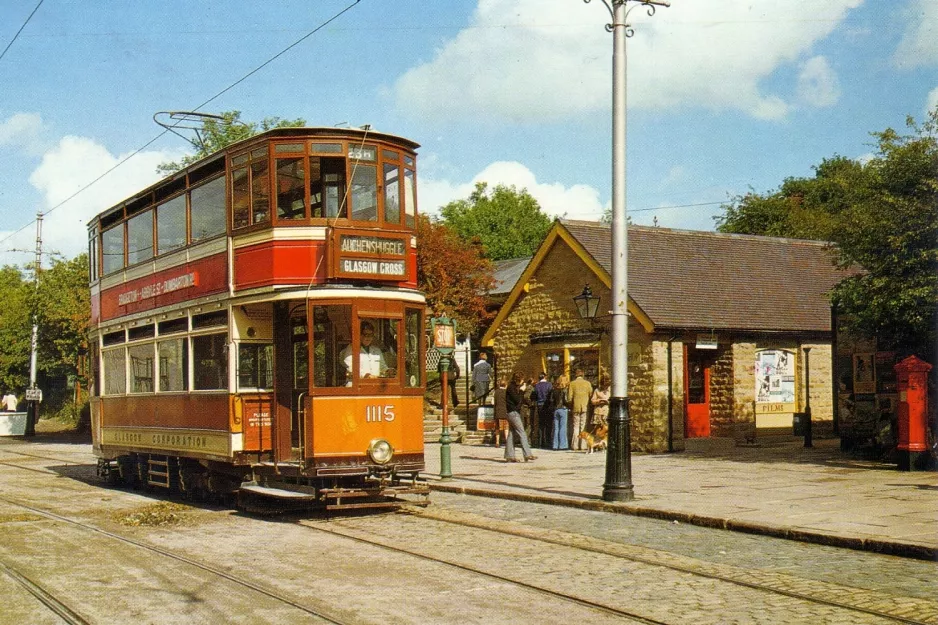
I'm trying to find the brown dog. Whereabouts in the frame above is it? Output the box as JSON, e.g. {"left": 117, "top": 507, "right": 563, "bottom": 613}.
{"left": 578, "top": 425, "right": 608, "bottom": 453}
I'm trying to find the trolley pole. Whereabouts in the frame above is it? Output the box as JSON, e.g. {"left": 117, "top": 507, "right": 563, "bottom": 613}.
{"left": 586, "top": 0, "right": 669, "bottom": 502}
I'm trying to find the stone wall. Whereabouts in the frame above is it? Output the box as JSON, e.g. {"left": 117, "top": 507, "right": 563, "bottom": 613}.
{"left": 709, "top": 346, "right": 736, "bottom": 439}
{"left": 732, "top": 342, "right": 757, "bottom": 442}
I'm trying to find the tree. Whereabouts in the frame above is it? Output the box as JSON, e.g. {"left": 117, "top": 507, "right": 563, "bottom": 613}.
{"left": 715, "top": 110, "right": 938, "bottom": 354}
{"left": 439, "top": 182, "right": 553, "bottom": 261}
{"left": 0, "top": 265, "right": 31, "bottom": 392}
{"left": 416, "top": 215, "right": 496, "bottom": 335}
{"left": 158, "top": 110, "right": 306, "bottom": 174}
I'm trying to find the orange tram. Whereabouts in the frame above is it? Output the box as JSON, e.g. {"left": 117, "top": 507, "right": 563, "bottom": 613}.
{"left": 88, "top": 126, "right": 430, "bottom": 510}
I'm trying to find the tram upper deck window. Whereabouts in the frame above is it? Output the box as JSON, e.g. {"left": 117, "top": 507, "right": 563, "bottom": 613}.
{"left": 88, "top": 225, "right": 99, "bottom": 283}
{"left": 350, "top": 164, "right": 378, "bottom": 222}
{"left": 157, "top": 195, "right": 186, "bottom": 255}
{"left": 190, "top": 176, "right": 226, "bottom": 242}
{"left": 276, "top": 156, "right": 306, "bottom": 221}
{"left": 403, "top": 168, "right": 416, "bottom": 228}
{"left": 127, "top": 210, "right": 154, "bottom": 266}
{"left": 384, "top": 163, "right": 400, "bottom": 224}
{"left": 231, "top": 148, "right": 270, "bottom": 230}
{"left": 102, "top": 225, "right": 124, "bottom": 275}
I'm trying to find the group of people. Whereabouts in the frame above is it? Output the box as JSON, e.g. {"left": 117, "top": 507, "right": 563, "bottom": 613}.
{"left": 493, "top": 367, "right": 610, "bottom": 462}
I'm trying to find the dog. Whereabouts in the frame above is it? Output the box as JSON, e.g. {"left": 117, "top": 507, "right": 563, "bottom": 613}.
{"left": 578, "top": 424, "right": 608, "bottom": 453}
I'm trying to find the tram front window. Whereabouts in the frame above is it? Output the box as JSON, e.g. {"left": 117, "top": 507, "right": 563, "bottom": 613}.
{"left": 340, "top": 318, "right": 398, "bottom": 382}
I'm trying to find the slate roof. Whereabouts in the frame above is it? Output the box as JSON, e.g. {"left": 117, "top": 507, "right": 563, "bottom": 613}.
{"left": 561, "top": 220, "right": 856, "bottom": 333}
{"left": 491, "top": 257, "right": 532, "bottom": 297}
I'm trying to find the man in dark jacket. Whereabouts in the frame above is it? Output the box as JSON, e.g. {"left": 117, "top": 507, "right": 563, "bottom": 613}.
{"left": 533, "top": 373, "right": 553, "bottom": 448}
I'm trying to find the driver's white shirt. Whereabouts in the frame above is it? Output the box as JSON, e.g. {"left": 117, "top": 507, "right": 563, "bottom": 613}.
{"left": 342, "top": 345, "right": 387, "bottom": 378}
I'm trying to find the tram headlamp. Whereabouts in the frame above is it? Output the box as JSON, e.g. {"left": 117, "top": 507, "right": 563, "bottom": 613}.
{"left": 367, "top": 439, "right": 394, "bottom": 465}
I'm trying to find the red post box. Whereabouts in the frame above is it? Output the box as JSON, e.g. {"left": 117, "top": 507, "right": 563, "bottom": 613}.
{"left": 894, "top": 355, "right": 932, "bottom": 471}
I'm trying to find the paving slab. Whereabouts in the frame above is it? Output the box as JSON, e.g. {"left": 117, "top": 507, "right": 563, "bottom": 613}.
{"left": 421, "top": 437, "right": 938, "bottom": 559}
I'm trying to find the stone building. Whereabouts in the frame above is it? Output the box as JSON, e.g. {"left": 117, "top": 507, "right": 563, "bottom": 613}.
{"left": 481, "top": 220, "right": 855, "bottom": 452}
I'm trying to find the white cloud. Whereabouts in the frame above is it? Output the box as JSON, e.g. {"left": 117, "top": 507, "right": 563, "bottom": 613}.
{"left": 0, "top": 112, "right": 49, "bottom": 156}
{"left": 927, "top": 87, "right": 938, "bottom": 116}
{"left": 894, "top": 0, "right": 938, "bottom": 68}
{"left": 420, "top": 160, "right": 606, "bottom": 221}
{"left": 393, "top": 0, "right": 862, "bottom": 123}
{"left": 796, "top": 56, "right": 840, "bottom": 108}
{"left": 0, "top": 136, "right": 185, "bottom": 264}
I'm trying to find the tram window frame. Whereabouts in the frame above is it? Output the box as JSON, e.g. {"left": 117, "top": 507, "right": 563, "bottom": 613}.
{"left": 128, "top": 325, "right": 155, "bottom": 341}
{"left": 403, "top": 168, "right": 416, "bottom": 228}
{"left": 346, "top": 316, "right": 399, "bottom": 384}
{"left": 237, "top": 343, "right": 274, "bottom": 390}
{"left": 102, "top": 346, "right": 127, "bottom": 395}
{"left": 190, "top": 175, "right": 227, "bottom": 243}
{"left": 383, "top": 163, "right": 401, "bottom": 225}
{"left": 350, "top": 163, "right": 378, "bottom": 222}
{"left": 192, "top": 332, "right": 229, "bottom": 391}
{"left": 230, "top": 146, "right": 271, "bottom": 231}
{"left": 88, "top": 225, "right": 99, "bottom": 283}
{"left": 102, "top": 330, "right": 126, "bottom": 346}
{"left": 312, "top": 304, "right": 352, "bottom": 389}
{"left": 403, "top": 308, "right": 423, "bottom": 389}
{"left": 102, "top": 224, "right": 124, "bottom": 275}
{"left": 158, "top": 337, "right": 188, "bottom": 392}
{"left": 275, "top": 156, "right": 307, "bottom": 221}
{"left": 158, "top": 317, "right": 188, "bottom": 335}
{"left": 126, "top": 209, "right": 154, "bottom": 267}
{"left": 192, "top": 310, "right": 227, "bottom": 329}
{"left": 128, "top": 342, "right": 155, "bottom": 394}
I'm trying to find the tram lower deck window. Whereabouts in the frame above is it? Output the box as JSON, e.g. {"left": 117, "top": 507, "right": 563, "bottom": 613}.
{"left": 238, "top": 343, "right": 273, "bottom": 390}
{"left": 193, "top": 333, "right": 228, "bottom": 390}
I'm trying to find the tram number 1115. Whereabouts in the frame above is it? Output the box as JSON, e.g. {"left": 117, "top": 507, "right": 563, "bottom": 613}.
{"left": 365, "top": 405, "right": 396, "bottom": 423}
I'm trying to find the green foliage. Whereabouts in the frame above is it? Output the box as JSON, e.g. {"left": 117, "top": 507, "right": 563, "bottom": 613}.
{"left": 0, "top": 255, "right": 90, "bottom": 410}
{"left": 0, "top": 265, "right": 31, "bottom": 392}
{"left": 439, "top": 182, "right": 553, "bottom": 261}
{"left": 157, "top": 110, "right": 306, "bottom": 174}
{"left": 715, "top": 110, "right": 938, "bottom": 354}
{"left": 416, "top": 215, "right": 496, "bottom": 335}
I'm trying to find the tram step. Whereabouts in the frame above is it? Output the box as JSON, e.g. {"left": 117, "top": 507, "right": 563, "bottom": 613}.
{"left": 147, "top": 457, "right": 171, "bottom": 488}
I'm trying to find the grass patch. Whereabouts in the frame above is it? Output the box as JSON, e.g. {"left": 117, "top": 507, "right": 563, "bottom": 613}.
{"left": 114, "top": 502, "right": 189, "bottom": 527}
{"left": 0, "top": 513, "right": 43, "bottom": 524}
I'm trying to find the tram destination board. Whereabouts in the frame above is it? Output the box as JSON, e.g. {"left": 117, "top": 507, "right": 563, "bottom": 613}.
{"left": 329, "top": 227, "right": 410, "bottom": 282}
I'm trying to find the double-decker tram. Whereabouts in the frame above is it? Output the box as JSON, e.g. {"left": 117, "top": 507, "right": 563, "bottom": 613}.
{"left": 88, "top": 126, "right": 429, "bottom": 510}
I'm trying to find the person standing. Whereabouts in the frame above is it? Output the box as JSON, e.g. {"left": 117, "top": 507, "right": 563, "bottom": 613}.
{"left": 2, "top": 391, "right": 17, "bottom": 412}
{"left": 504, "top": 372, "right": 535, "bottom": 462}
{"left": 437, "top": 357, "right": 460, "bottom": 407}
{"left": 493, "top": 378, "right": 508, "bottom": 447}
{"left": 533, "top": 373, "right": 553, "bottom": 448}
{"left": 551, "top": 376, "right": 569, "bottom": 450}
{"left": 568, "top": 368, "right": 592, "bottom": 450}
{"left": 591, "top": 375, "right": 611, "bottom": 428}
{"left": 471, "top": 352, "right": 492, "bottom": 404}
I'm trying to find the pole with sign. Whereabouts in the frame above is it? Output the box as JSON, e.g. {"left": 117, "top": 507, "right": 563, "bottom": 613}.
{"left": 431, "top": 315, "right": 456, "bottom": 479}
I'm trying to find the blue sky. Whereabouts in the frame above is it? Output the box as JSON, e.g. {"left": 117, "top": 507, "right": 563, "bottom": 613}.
{"left": 0, "top": 0, "right": 935, "bottom": 265}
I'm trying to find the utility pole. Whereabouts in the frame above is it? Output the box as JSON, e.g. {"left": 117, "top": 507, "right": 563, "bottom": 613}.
{"left": 585, "top": 0, "right": 669, "bottom": 502}
{"left": 24, "top": 212, "right": 42, "bottom": 437}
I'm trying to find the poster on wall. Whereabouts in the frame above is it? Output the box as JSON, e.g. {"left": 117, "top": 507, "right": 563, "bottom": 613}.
{"left": 754, "top": 349, "right": 796, "bottom": 413}
{"left": 853, "top": 352, "right": 876, "bottom": 395}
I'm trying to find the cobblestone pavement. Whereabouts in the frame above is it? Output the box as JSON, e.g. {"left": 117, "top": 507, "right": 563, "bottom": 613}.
{"left": 422, "top": 438, "right": 938, "bottom": 558}
{"left": 316, "top": 502, "right": 937, "bottom": 624}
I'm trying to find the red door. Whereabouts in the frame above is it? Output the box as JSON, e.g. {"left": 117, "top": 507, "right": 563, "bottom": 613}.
{"left": 684, "top": 345, "right": 711, "bottom": 438}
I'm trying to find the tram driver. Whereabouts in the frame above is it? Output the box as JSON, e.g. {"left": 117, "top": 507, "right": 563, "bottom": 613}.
{"left": 341, "top": 320, "right": 393, "bottom": 382}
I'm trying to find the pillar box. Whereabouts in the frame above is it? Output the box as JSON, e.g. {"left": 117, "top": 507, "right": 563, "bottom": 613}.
{"left": 894, "top": 355, "right": 932, "bottom": 471}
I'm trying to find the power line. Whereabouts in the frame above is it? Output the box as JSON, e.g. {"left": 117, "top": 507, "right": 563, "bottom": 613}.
{"left": 0, "top": 0, "right": 363, "bottom": 249}
{"left": 0, "top": 0, "right": 44, "bottom": 64}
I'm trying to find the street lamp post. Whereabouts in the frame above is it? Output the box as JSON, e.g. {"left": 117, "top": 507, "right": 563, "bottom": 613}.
{"left": 431, "top": 315, "right": 456, "bottom": 479}
{"left": 585, "top": 0, "right": 668, "bottom": 502}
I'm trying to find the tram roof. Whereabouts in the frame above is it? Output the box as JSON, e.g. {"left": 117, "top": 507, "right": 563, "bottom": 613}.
{"left": 90, "top": 126, "right": 420, "bottom": 228}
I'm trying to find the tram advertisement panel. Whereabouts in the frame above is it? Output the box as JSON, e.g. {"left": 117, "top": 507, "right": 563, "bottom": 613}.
{"left": 329, "top": 227, "right": 410, "bottom": 282}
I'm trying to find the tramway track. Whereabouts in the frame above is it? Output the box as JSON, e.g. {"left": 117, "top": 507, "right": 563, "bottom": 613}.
{"left": 0, "top": 559, "right": 92, "bottom": 625}
{"left": 0, "top": 495, "right": 358, "bottom": 625}
{"left": 301, "top": 506, "right": 938, "bottom": 625}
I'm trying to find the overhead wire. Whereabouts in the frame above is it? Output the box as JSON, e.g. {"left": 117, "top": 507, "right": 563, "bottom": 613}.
{"left": 0, "top": 0, "right": 44, "bottom": 64}
{"left": 0, "top": 0, "right": 364, "bottom": 250}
